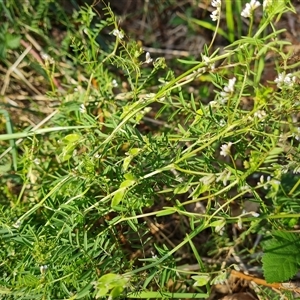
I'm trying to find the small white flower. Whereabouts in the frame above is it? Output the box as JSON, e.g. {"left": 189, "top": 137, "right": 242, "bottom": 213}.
{"left": 224, "top": 77, "right": 236, "bottom": 93}
{"left": 237, "top": 217, "right": 243, "bottom": 230}
{"left": 251, "top": 212, "right": 260, "bottom": 217}
{"left": 258, "top": 175, "right": 264, "bottom": 186}
{"left": 209, "top": 100, "right": 218, "bottom": 107}
{"left": 145, "top": 52, "right": 153, "bottom": 64}
{"left": 219, "top": 77, "right": 236, "bottom": 104}
{"left": 216, "top": 169, "right": 231, "bottom": 186}
{"left": 240, "top": 184, "right": 251, "bottom": 192}
{"left": 241, "top": 6, "right": 251, "bottom": 18}
{"left": 202, "top": 55, "right": 215, "bottom": 71}
{"left": 274, "top": 73, "right": 296, "bottom": 88}
{"left": 194, "top": 67, "right": 205, "bottom": 75}
{"left": 40, "top": 265, "right": 48, "bottom": 274}
{"left": 79, "top": 104, "right": 86, "bottom": 114}
{"left": 13, "top": 221, "right": 21, "bottom": 228}
{"left": 211, "top": 0, "right": 221, "bottom": 8}
{"left": 257, "top": 175, "right": 280, "bottom": 190}
{"left": 241, "top": 0, "right": 261, "bottom": 18}
{"left": 220, "top": 142, "right": 232, "bottom": 157}
{"left": 219, "top": 119, "right": 226, "bottom": 127}
{"left": 210, "top": 9, "right": 220, "bottom": 21}
{"left": 293, "top": 165, "right": 300, "bottom": 174}
{"left": 219, "top": 91, "right": 229, "bottom": 104}
{"left": 210, "top": 0, "right": 221, "bottom": 21}
{"left": 112, "top": 29, "right": 124, "bottom": 39}
{"left": 202, "top": 55, "right": 210, "bottom": 64}
{"left": 254, "top": 110, "right": 266, "bottom": 119}
{"left": 112, "top": 79, "right": 118, "bottom": 87}
{"left": 41, "top": 53, "right": 54, "bottom": 64}
{"left": 33, "top": 158, "right": 40, "bottom": 165}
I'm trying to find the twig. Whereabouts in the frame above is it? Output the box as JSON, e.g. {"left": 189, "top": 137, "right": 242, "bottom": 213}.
{"left": 0, "top": 45, "right": 32, "bottom": 96}
{"left": 231, "top": 270, "right": 300, "bottom": 294}
{"left": 0, "top": 110, "right": 17, "bottom": 171}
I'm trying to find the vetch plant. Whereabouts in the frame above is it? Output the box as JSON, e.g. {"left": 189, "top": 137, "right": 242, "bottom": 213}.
{"left": 220, "top": 142, "right": 233, "bottom": 157}
{"left": 112, "top": 28, "right": 124, "bottom": 39}
{"left": 210, "top": 0, "right": 221, "bottom": 22}
{"left": 241, "top": 0, "right": 261, "bottom": 18}
{"left": 274, "top": 72, "right": 297, "bottom": 88}
{"left": 219, "top": 77, "right": 236, "bottom": 104}
{"left": 0, "top": 0, "right": 300, "bottom": 299}
{"left": 144, "top": 51, "right": 153, "bottom": 64}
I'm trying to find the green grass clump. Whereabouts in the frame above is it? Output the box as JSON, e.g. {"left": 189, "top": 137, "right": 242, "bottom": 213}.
{"left": 1, "top": 0, "right": 300, "bottom": 299}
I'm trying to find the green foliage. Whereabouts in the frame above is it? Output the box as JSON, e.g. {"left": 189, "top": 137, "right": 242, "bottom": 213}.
{"left": 0, "top": 0, "right": 300, "bottom": 299}
{"left": 0, "top": 23, "right": 20, "bottom": 59}
{"left": 262, "top": 231, "right": 300, "bottom": 283}
{"left": 93, "top": 273, "right": 130, "bottom": 298}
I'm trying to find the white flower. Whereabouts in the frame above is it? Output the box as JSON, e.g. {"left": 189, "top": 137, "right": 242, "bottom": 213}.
{"left": 220, "top": 142, "right": 232, "bottom": 157}
{"left": 41, "top": 53, "right": 54, "bottom": 64}
{"left": 13, "top": 220, "right": 21, "bottom": 228}
{"left": 274, "top": 72, "right": 296, "bottom": 88}
{"left": 240, "top": 184, "right": 251, "bottom": 192}
{"left": 210, "top": 0, "right": 221, "bottom": 21}
{"left": 112, "top": 79, "right": 118, "bottom": 87}
{"left": 237, "top": 217, "right": 243, "bottom": 230}
{"left": 79, "top": 104, "right": 86, "bottom": 114}
{"left": 202, "top": 55, "right": 215, "bottom": 71}
{"left": 293, "top": 165, "right": 300, "bottom": 174}
{"left": 241, "top": 0, "right": 261, "bottom": 18}
{"left": 151, "top": 251, "right": 158, "bottom": 259}
{"left": 216, "top": 169, "right": 231, "bottom": 186}
{"left": 219, "top": 91, "right": 229, "bottom": 104}
{"left": 219, "top": 77, "right": 236, "bottom": 104}
{"left": 112, "top": 29, "right": 124, "bottom": 39}
{"left": 209, "top": 100, "right": 218, "bottom": 107}
{"left": 257, "top": 175, "right": 280, "bottom": 190}
{"left": 211, "top": 0, "right": 221, "bottom": 8}
{"left": 202, "top": 55, "right": 210, "bottom": 64}
{"left": 219, "top": 119, "right": 226, "bottom": 127}
{"left": 145, "top": 52, "right": 153, "bottom": 64}
{"left": 225, "top": 77, "right": 236, "bottom": 93}
{"left": 33, "top": 158, "right": 40, "bottom": 165}
{"left": 40, "top": 265, "right": 48, "bottom": 274}
{"left": 254, "top": 110, "right": 266, "bottom": 119}
{"left": 210, "top": 9, "right": 220, "bottom": 22}
{"left": 257, "top": 175, "right": 265, "bottom": 186}
{"left": 251, "top": 212, "right": 260, "bottom": 217}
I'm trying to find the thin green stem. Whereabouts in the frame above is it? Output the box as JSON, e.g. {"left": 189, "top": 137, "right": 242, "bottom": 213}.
{"left": 0, "top": 109, "right": 17, "bottom": 171}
